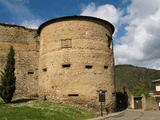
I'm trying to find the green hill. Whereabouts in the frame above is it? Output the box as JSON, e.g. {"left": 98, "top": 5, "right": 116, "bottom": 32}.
{"left": 115, "top": 64, "right": 160, "bottom": 95}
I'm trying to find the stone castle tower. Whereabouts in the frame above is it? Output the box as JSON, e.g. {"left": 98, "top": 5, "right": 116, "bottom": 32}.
{"left": 0, "top": 16, "right": 115, "bottom": 110}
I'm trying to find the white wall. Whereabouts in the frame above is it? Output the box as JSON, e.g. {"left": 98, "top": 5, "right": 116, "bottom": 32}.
{"left": 156, "top": 85, "right": 160, "bottom": 91}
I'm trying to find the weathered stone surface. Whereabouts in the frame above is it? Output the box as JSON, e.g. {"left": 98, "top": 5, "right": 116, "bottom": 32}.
{"left": 0, "top": 16, "right": 115, "bottom": 110}
{"left": 38, "top": 18, "right": 115, "bottom": 110}
{"left": 0, "top": 23, "right": 39, "bottom": 97}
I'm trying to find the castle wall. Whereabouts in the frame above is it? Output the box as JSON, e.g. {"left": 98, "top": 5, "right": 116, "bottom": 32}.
{"left": 0, "top": 24, "right": 39, "bottom": 97}
{"left": 0, "top": 16, "right": 116, "bottom": 110}
{"left": 38, "top": 19, "right": 115, "bottom": 109}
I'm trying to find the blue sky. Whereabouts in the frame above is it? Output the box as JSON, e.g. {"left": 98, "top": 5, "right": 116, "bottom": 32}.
{"left": 0, "top": 0, "right": 160, "bottom": 69}
{"left": 0, "top": 0, "right": 129, "bottom": 37}
{"left": 0, "top": 0, "right": 128, "bottom": 24}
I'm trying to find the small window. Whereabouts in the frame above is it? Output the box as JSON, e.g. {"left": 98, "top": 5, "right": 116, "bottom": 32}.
{"left": 68, "top": 94, "right": 79, "bottom": 97}
{"left": 61, "top": 39, "right": 72, "bottom": 48}
{"left": 85, "top": 65, "right": 93, "bottom": 69}
{"left": 106, "top": 34, "right": 112, "bottom": 49}
{"left": 42, "top": 68, "right": 47, "bottom": 72}
{"left": 28, "top": 71, "right": 34, "bottom": 74}
{"left": 62, "top": 64, "right": 71, "bottom": 68}
{"left": 104, "top": 66, "right": 108, "bottom": 69}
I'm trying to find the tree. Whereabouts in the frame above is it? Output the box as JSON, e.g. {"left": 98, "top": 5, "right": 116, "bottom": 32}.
{"left": 130, "top": 84, "right": 149, "bottom": 97}
{"left": 0, "top": 46, "right": 16, "bottom": 103}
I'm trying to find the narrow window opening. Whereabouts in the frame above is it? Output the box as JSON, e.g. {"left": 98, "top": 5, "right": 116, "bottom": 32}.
{"left": 85, "top": 65, "right": 93, "bottom": 69}
{"left": 106, "top": 34, "right": 112, "bottom": 49}
{"left": 28, "top": 71, "right": 34, "bottom": 74}
{"left": 68, "top": 94, "right": 79, "bottom": 97}
{"left": 61, "top": 39, "right": 72, "bottom": 48}
{"left": 108, "top": 39, "right": 111, "bottom": 48}
{"left": 62, "top": 64, "right": 71, "bottom": 68}
{"left": 42, "top": 68, "right": 47, "bottom": 72}
{"left": 104, "top": 66, "right": 108, "bottom": 69}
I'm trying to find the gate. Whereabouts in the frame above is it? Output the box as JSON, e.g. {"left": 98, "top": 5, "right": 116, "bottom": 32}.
{"left": 134, "top": 96, "right": 142, "bottom": 109}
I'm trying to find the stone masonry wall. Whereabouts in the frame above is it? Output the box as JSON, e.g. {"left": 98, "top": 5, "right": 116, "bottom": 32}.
{"left": 0, "top": 16, "right": 115, "bottom": 111}
{"left": 39, "top": 19, "right": 115, "bottom": 110}
{"left": 0, "top": 23, "right": 39, "bottom": 97}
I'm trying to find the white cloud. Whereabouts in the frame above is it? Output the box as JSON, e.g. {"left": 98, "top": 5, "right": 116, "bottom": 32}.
{"left": 80, "top": 1, "right": 160, "bottom": 69}
{"left": 0, "top": 0, "right": 42, "bottom": 28}
{"left": 114, "top": 0, "right": 160, "bottom": 69}
{"left": 1, "top": 0, "right": 160, "bottom": 69}
{"left": 21, "top": 19, "right": 42, "bottom": 29}
{"left": 80, "top": 3, "right": 122, "bottom": 26}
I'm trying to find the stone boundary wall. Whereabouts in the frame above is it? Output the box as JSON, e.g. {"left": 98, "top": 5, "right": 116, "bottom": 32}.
{"left": 0, "top": 23, "right": 39, "bottom": 97}
{"left": 0, "top": 16, "right": 116, "bottom": 111}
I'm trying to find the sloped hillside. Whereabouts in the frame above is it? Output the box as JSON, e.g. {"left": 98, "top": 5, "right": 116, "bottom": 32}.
{"left": 115, "top": 65, "right": 160, "bottom": 93}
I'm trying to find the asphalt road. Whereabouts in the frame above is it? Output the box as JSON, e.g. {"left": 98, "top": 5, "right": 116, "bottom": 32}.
{"left": 106, "top": 110, "right": 160, "bottom": 120}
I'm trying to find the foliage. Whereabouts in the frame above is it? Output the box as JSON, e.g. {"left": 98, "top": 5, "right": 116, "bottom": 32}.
{"left": 0, "top": 46, "right": 16, "bottom": 103}
{"left": 130, "top": 84, "right": 149, "bottom": 97}
{"left": 0, "top": 98, "right": 96, "bottom": 120}
{"left": 115, "top": 64, "right": 160, "bottom": 96}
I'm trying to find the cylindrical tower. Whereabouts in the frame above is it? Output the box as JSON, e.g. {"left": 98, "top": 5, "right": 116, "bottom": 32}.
{"left": 38, "top": 16, "right": 115, "bottom": 110}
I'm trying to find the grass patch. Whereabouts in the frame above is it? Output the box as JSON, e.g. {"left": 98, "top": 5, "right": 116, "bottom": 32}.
{"left": 0, "top": 98, "right": 96, "bottom": 120}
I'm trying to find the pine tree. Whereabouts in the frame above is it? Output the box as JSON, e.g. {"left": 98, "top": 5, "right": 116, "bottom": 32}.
{"left": 0, "top": 46, "right": 16, "bottom": 103}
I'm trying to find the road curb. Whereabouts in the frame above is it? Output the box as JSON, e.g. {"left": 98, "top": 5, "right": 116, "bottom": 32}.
{"left": 88, "top": 111, "right": 125, "bottom": 120}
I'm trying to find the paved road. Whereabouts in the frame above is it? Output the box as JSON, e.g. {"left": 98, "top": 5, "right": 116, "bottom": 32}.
{"left": 106, "top": 110, "right": 160, "bottom": 120}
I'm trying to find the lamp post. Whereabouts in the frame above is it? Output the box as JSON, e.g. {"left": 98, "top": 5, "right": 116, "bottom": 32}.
{"left": 97, "top": 90, "right": 107, "bottom": 116}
